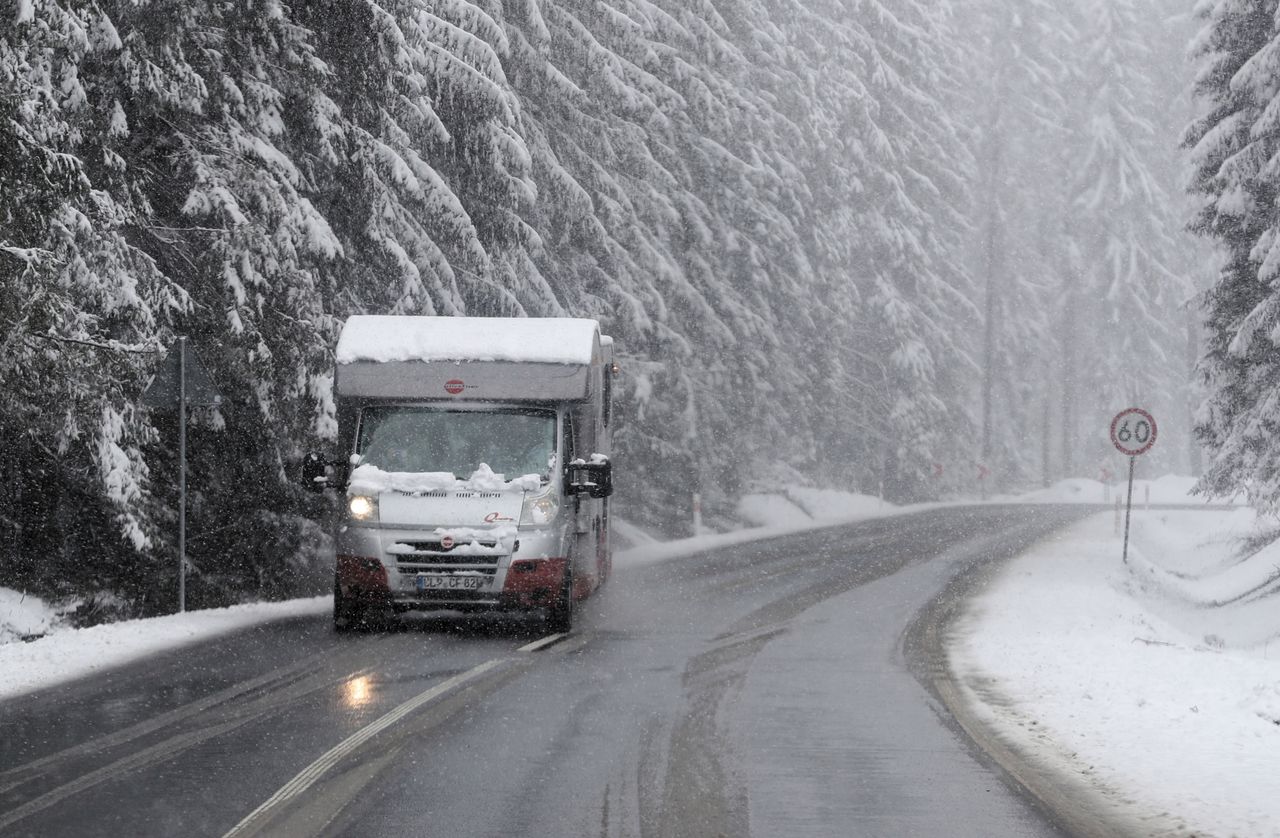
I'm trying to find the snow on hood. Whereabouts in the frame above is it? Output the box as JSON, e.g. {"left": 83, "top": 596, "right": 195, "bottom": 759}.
{"left": 385, "top": 526, "right": 518, "bottom": 557}
{"left": 347, "top": 463, "right": 542, "bottom": 495}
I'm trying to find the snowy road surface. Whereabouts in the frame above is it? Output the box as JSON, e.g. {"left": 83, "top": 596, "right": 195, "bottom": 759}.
{"left": 0, "top": 506, "right": 1088, "bottom": 837}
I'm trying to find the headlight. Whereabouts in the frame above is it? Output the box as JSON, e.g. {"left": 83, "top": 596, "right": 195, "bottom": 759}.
{"left": 348, "top": 494, "right": 379, "bottom": 522}
{"left": 520, "top": 487, "right": 558, "bottom": 526}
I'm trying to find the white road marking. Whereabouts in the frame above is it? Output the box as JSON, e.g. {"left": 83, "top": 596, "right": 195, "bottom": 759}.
{"left": 518, "top": 632, "right": 568, "bottom": 652}
{"left": 222, "top": 658, "right": 504, "bottom": 837}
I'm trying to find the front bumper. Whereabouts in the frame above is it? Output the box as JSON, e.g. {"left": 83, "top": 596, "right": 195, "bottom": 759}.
{"left": 335, "top": 524, "right": 569, "bottom": 613}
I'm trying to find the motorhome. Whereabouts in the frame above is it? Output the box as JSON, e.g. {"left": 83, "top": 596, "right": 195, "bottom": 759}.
{"left": 305, "top": 315, "right": 615, "bottom": 632}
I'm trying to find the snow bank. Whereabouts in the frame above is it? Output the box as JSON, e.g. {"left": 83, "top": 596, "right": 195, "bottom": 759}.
{"left": 951, "top": 510, "right": 1280, "bottom": 835}
{"left": 0, "top": 597, "right": 330, "bottom": 700}
{"left": 0, "top": 588, "right": 61, "bottom": 645}
{"left": 620, "top": 491, "right": 930, "bottom": 568}
{"left": 1005, "top": 474, "right": 1243, "bottom": 506}
{"left": 335, "top": 315, "right": 600, "bottom": 365}
{"left": 738, "top": 488, "right": 897, "bottom": 528}
{"left": 737, "top": 493, "right": 811, "bottom": 527}
{"left": 610, "top": 518, "right": 659, "bottom": 551}
{"left": 786, "top": 487, "right": 898, "bottom": 520}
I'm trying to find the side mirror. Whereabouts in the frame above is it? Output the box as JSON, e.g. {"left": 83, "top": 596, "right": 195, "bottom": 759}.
{"left": 566, "top": 456, "right": 613, "bottom": 499}
{"left": 302, "top": 452, "right": 337, "bottom": 493}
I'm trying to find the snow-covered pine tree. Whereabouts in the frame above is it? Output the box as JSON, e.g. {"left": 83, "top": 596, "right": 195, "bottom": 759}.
{"left": 1185, "top": 0, "right": 1280, "bottom": 510}
{"left": 819, "top": 0, "right": 977, "bottom": 500}
{"left": 70, "top": 0, "right": 353, "bottom": 605}
{"left": 501, "top": 0, "right": 823, "bottom": 523}
{"left": 955, "top": 0, "right": 1077, "bottom": 489}
{"left": 294, "top": 0, "right": 534, "bottom": 323}
{"left": 0, "top": 1, "right": 193, "bottom": 608}
{"left": 1064, "top": 0, "right": 1191, "bottom": 475}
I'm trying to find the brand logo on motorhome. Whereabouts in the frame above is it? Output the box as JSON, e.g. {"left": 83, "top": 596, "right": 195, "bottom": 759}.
{"left": 444, "top": 379, "right": 468, "bottom": 395}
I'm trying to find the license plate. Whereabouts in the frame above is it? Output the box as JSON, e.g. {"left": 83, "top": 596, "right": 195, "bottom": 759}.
{"left": 416, "top": 574, "right": 485, "bottom": 592}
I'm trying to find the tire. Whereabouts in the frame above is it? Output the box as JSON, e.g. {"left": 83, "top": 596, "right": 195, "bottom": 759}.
{"left": 545, "top": 567, "right": 574, "bottom": 634}
{"left": 332, "top": 579, "right": 362, "bottom": 633}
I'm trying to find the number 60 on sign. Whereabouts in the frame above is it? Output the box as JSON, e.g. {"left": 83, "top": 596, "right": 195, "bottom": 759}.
{"left": 1110, "top": 407, "right": 1157, "bottom": 457}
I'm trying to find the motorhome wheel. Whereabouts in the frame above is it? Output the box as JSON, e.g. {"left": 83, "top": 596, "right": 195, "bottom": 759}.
{"left": 546, "top": 569, "right": 574, "bottom": 633}
{"left": 332, "top": 579, "right": 361, "bottom": 633}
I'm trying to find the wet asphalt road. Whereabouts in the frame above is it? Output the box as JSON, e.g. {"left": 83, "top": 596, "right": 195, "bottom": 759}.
{"left": 0, "top": 505, "right": 1092, "bottom": 837}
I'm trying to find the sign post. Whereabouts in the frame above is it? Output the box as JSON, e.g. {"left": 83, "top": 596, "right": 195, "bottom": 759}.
{"left": 142, "top": 338, "right": 221, "bottom": 612}
{"left": 1109, "top": 407, "right": 1157, "bottom": 564}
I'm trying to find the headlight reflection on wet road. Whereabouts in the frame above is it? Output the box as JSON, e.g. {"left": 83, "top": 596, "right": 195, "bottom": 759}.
{"left": 343, "top": 675, "right": 374, "bottom": 709}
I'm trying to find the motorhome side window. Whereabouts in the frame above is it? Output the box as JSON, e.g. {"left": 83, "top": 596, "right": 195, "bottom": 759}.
{"left": 355, "top": 407, "right": 557, "bottom": 481}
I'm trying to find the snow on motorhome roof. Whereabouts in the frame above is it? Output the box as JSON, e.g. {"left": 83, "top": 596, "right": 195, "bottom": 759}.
{"left": 336, "top": 316, "right": 601, "bottom": 365}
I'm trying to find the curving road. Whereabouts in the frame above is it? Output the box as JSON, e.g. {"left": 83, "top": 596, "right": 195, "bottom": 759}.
{"left": 0, "top": 505, "right": 1092, "bottom": 837}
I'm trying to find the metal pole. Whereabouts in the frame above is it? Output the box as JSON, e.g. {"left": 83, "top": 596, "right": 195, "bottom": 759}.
{"left": 1121, "top": 455, "right": 1135, "bottom": 565}
{"left": 179, "top": 336, "right": 187, "bottom": 613}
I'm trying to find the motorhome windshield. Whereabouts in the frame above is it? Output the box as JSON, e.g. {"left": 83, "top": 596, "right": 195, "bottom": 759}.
{"left": 356, "top": 407, "right": 556, "bottom": 481}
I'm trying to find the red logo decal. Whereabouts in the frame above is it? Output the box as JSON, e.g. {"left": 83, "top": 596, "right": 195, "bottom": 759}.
{"left": 444, "top": 379, "right": 465, "bottom": 395}
{"left": 484, "top": 512, "right": 515, "bottom": 523}
{"left": 440, "top": 535, "right": 455, "bottom": 550}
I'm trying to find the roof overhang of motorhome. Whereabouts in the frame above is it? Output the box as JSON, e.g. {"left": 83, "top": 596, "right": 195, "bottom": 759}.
{"left": 336, "top": 359, "right": 590, "bottom": 401}
{"left": 334, "top": 315, "right": 603, "bottom": 402}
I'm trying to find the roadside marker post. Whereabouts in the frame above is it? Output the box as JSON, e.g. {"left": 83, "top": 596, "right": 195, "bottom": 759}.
{"left": 1109, "top": 408, "right": 1158, "bottom": 565}
{"left": 142, "top": 337, "right": 222, "bottom": 612}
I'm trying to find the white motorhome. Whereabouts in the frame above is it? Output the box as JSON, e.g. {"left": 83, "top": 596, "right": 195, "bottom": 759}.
{"left": 305, "top": 315, "right": 615, "bottom": 632}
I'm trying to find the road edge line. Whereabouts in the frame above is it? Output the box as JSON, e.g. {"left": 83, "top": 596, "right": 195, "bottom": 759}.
{"left": 222, "top": 657, "right": 504, "bottom": 838}
{"left": 517, "top": 632, "right": 568, "bottom": 653}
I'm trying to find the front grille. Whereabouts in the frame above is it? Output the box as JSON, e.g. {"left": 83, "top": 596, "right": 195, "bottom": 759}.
{"left": 396, "top": 564, "right": 498, "bottom": 576}
{"left": 393, "top": 551, "right": 502, "bottom": 569}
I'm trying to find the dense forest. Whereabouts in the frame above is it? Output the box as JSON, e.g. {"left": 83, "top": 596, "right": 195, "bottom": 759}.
{"left": 0, "top": 0, "right": 1253, "bottom": 615}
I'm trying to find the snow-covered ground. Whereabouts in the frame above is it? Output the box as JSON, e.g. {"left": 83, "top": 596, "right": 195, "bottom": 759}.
{"left": 0, "top": 595, "right": 329, "bottom": 701}
{"left": 0, "top": 587, "right": 61, "bottom": 645}
{"left": 951, "top": 508, "right": 1280, "bottom": 836}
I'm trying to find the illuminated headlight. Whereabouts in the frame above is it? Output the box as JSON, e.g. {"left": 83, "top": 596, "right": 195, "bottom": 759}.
{"left": 520, "top": 488, "right": 558, "bottom": 526}
{"left": 348, "top": 495, "right": 379, "bottom": 522}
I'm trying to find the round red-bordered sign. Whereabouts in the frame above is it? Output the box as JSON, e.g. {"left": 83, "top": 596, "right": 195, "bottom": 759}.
{"left": 444, "top": 379, "right": 465, "bottom": 395}
{"left": 1110, "top": 408, "right": 1157, "bottom": 456}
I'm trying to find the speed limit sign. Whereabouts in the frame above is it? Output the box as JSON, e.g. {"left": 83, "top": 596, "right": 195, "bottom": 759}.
{"left": 1110, "top": 408, "right": 1157, "bottom": 456}
{"left": 1111, "top": 407, "right": 1157, "bottom": 566}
